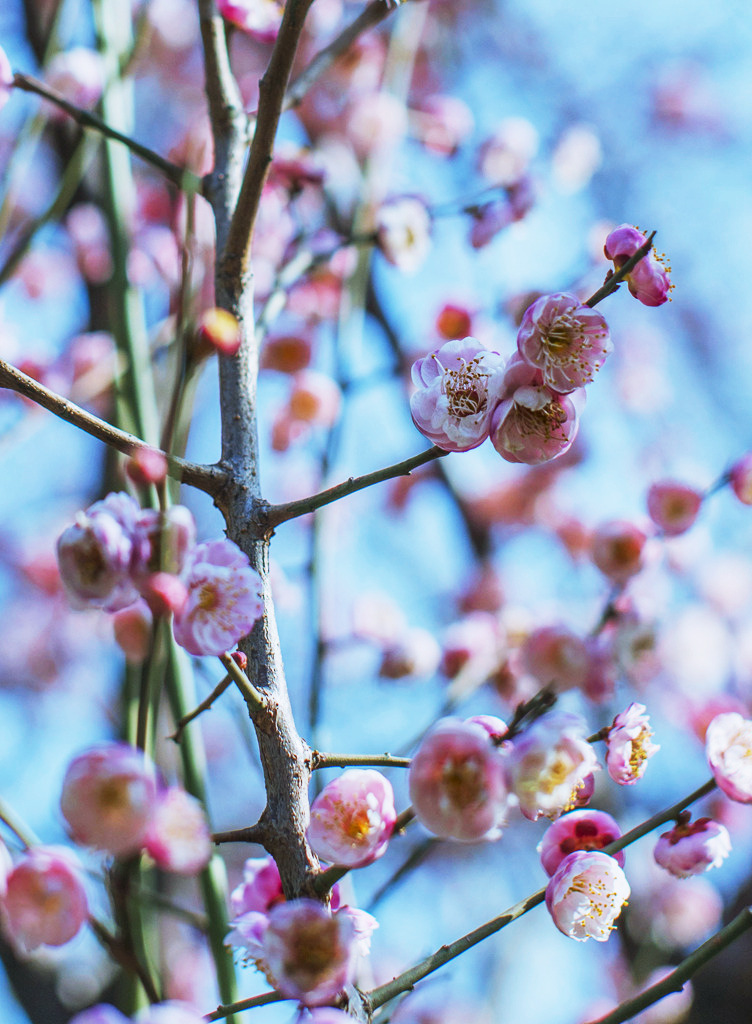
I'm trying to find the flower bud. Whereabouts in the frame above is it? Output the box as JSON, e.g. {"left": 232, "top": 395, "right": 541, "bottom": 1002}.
{"left": 538, "top": 809, "right": 624, "bottom": 877}
{"left": 654, "top": 816, "right": 731, "bottom": 878}
{"left": 647, "top": 481, "right": 703, "bottom": 536}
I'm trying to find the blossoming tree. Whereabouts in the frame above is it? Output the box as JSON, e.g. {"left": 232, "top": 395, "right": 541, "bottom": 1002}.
{"left": 0, "top": 2, "right": 751, "bottom": 1024}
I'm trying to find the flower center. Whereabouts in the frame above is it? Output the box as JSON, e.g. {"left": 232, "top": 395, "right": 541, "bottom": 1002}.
{"left": 513, "top": 388, "right": 566, "bottom": 440}
{"left": 442, "top": 756, "right": 484, "bottom": 806}
{"left": 439, "top": 356, "right": 490, "bottom": 419}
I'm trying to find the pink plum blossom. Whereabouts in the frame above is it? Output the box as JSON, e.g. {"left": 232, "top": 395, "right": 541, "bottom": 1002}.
{"left": 654, "top": 815, "right": 731, "bottom": 878}
{"left": 647, "top": 481, "right": 703, "bottom": 536}
{"left": 3, "top": 846, "right": 89, "bottom": 951}
{"left": 132, "top": 505, "right": 197, "bottom": 585}
{"left": 516, "top": 292, "right": 612, "bottom": 393}
{"left": 144, "top": 788, "right": 212, "bottom": 874}
{"left": 538, "top": 809, "right": 624, "bottom": 876}
{"left": 705, "top": 712, "right": 752, "bottom": 802}
{"left": 260, "top": 899, "right": 357, "bottom": 1006}
{"left": 70, "top": 1006, "right": 130, "bottom": 1024}
{"left": 490, "top": 354, "right": 584, "bottom": 465}
{"left": 408, "top": 718, "right": 509, "bottom": 841}
{"left": 172, "top": 539, "right": 264, "bottom": 656}
{"left": 606, "top": 703, "right": 659, "bottom": 785}
{"left": 308, "top": 769, "right": 396, "bottom": 867}
{"left": 230, "top": 855, "right": 284, "bottom": 917}
{"left": 216, "top": 0, "right": 283, "bottom": 41}
{"left": 590, "top": 520, "right": 647, "bottom": 584}
{"left": 60, "top": 742, "right": 157, "bottom": 857}
{"left": 729, "top": 453, "right": 752, "bottom": 505}
{"left": 413, "top": 95, "right": 474, "bottom": 156}
{"left": 57, "top": 492, "right": 141, "bottom": 611}
{"left": 0, "top": 45, "right": 12, "bottom": 112}
{"left": 410, "top": 338, "right": 507, "bottom": 452}
{"left": 113, "top": 600, "right": 154, "bottom": 663}
{"left": 604, "top": 224, "right": 672, "bottom": 306}
{"left": 126, "top": 447, "right": 169, "bottom": 487}
{"left": 225, "top": 909, "right": 269, "bottom": 961}
{"left": 45, "top": 47, "right": 105, "bottom": 111}
{"left": 545, "top": 850, "right": 630, "bottom": 942}
{"left": 520, "top": 624, "right": 590, "bottom": 690}
{"left": 375, "top": 196, "right": 432, "bottom": 273}
{"left": 506, "top": 711, "right": 600, "bottom": 821}
{"left": 478, "top": 117, "right": 539, "bottom": 187}
{"left": 466, "top": 714, "right": 508, "bottom": 741}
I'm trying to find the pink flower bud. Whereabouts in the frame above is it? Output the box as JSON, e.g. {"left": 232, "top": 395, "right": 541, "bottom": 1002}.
{"left": 520, "top": 624, "right": 589, "bottom": 690}
{"left": 132, "top": 505, "right": 197, "bottom": 583}
{"left": 126, "top": 447, "right": 169, "bottom": 487}
{"left": 466, "top": 714, "right": 508, "bottom": 741}
{"left": 60, "top": 742, "right": 157, "bottom": 857}
{"left": 410, "top": 338, "right": 507, "bottom": 452}
{"left": 538, "top": 809, "right": 624, "bottom": 878}
{"left": 647, "top": 481, "right": 703, "bottom": 535}
{"left": 113, "top": 599, "right": 154, "bottom": 663}
{"left": 57, "top": 492, "right": 142, "bottom": 611}
{"left": 654, "top": 816, "right": 731, "bottom": 878}
{"left": 196, "top": 308, "right": 242, "bottom": 357}
{"left": 516, "top": 292, "right": 612, "bottom": 393}
{"left": 705, "top": 711, "right": 752, "bottom": 802}
{"left": 261, "top": 899, "right": 357, "bottom": 1006}
{"left": 506, "top": 711, "right": 599, "bottom": 821}
{"left": 490, "top": 354, "right": 584, "bottom": 465}
{"left": 3, "top": 846, "right": 89, "bottom": 951}
{"left": 145, "top": 788, "right": 212, "bottom": 874}
{"left": 172, "top": 539, "right": 264, "bottom": 657}
{"left": 545, "top": 850, "right": 630, "bottom": 942}
{"left": 308, "top": 769, "right": 396, "bottom": 868}
{"left": 590, "top": 520, "right": 647, "bottom": 584}
{"left": 436, "top": 303, "right": 474, "bottom": 341}
{"left": 375, "top": 196, "right": 432, "bottom": 273}
{"left": 261, "top": 334, "right": 312, "bottom": 374}
{"left": 141, "top": 572, "right": 189, "bottom": 618}
{"left": 408, "top": 718, "right": 509, "bottom": 841}
{"left": 288, "top": 370, "right": 341, "bottom": 427}
{"left": 478, "top": 117, "right": 539, "bottom": 187}
{"left": 230, "top": 855, "right": 284, "bottom": 917}
{"left": 604, "top": 225, "right": 672, "bottom": 306}
{"left": 606, "top": 702, "right": 659, "bottom": 785}
{"left": 729, "top": 453, "right": 752, "bottom": 505}
{"left": 0, "top": 45, "right": 13, "bottom": 113}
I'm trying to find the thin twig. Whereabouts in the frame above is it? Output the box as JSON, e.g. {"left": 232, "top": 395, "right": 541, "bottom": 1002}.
{"left": 170, "top": 673, "right": 233, "bottom": 743}
{"left": 264, "top": 446, "right": 447, "bottom": 528}
{"left": 212, "top": 822, "right": 269, "bottom": 846}
{"left": 205, "top": 988, "right": 285, "bottom": 1021}
{"left": 12, "top": 73, "right": 201, "bottom": 192}
{"left": 219, "top": 652, "right": 269, "bottom": 715}
{"left": 586, "top": 908, "right": 752, "bottom": 1024}
{"left": 311, "top": 751, "right": 411, "bottom": 770}
{"left": 0, "top": 357, "right": 224, "bottom": 494}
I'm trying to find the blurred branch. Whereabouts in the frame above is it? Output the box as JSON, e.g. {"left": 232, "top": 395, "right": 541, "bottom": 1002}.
{"left": 169, "top": 674, "right": 232, "bottom": 743}
{"left": 264, "top": 446, "right": 448, "bottom": 528}
{"left": 12, "top": 74, "right": 202, "bottom": 192}
{"left": 220, "top": 0, "right": 315, "bottom": 283}
{"left": 0, "top": 357, "right": 224, "bottom": 494}
{"left": 284, "top": 0, "right": 400, "bottom": 111}
{"left": 206, "top": 989, "right": 285, "bottom": 1021}
{"left": 586, "top": 908, "right": 752, "bottom": 1024}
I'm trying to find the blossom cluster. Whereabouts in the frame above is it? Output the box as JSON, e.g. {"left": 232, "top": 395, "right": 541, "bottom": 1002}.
{"left": 56, "top": 492, "right": 263, "bottom": 657}
{"left": 226, "top": 854, "right": 377, "bottom": 1006}
{"left": 410, "top": 225, "right": 670, "bottom": 463}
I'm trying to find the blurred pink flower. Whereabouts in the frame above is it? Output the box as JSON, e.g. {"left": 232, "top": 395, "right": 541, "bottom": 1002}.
{"left": 45, "top": 47, "right": 104, "bottom": 112}
{"left": 516, "top": 292, "right": 612, "bottom": 393}
{"left": 590, "top": 520, "right": 647, "bottom": 585}
{"left": 706, "top": 712, "right": 752, "bottom": 803}
{"left": 145, "top": 788, "right": 212, "bottom": 875}
{"left": 408, "top": 718, "right": 508, "bottom": 841}
{"left": 412, "top": 94, "right": 474, "bottom": 156}
{"left": 520, "top": 623, "right": 589, "bottom": 691}
{"left": 606, "top": 703, "right": 659, "bottom": 785}
{"left": 604, "top": 225, "right": 672, "bottom": 307}
{"left": 113, "top": 599, "right": 154, "bottom": 663}
{"left": 490, "top": 354, "right": 584, "bottom": 465}
{"left": 139, "top": 1004, "right": 208, "bottom": 1024}
{"left": 60, "top": 742, "right": 157, "bottom": 857}
{"left": 69, "top": 1006, "right": 130, "bottom": 1024}
{"left": 538, "top": 809, "right": 624, "bottom": 877}
{"left": 478, "top": 117, "right": 538, "bottom": 187}
{"left": 654, "top": 816, "right": 730, "bottom": 878}
{"left": 172, "top": 539, "right": 263, "bottom": 657}
{"left": 506, "top": 710, "right": 599, "bottom": 821}
{"left": 729, "top": 453, "right": 752, "bottom": 505}
{"left": 647, "top": 481, "right": 703, "bottom": 536}
{"left": 216, "top": 0, "right": 283, "bottom": 41}
{"left": 308, "top": 769, "right": 396, "bottom": 867}
{"left": 375, "top": 196, "right": 432, "bottom": 273}
{"left": 230, "top": 855, "right": 284, "bottom": 917}
{"left": 0, "top": 45, "right": 13, "bottom": 112}
{"left": 545, "top": 850, "right": 630, "bottom": 942}
{"left": 261, "top": 899, "right": 357, "bottom": 1006}
{"left": 3, "top": 846, "right": 88, "bottom": 951}
{"left": 410, "top": 338, "right": 507, "bottom": 452}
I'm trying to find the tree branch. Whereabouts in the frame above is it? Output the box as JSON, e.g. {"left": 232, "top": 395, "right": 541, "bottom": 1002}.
{"left": 0, "top": 357, "right": 224, "bottom": 495}
{"left": 586, "top": 908, "right": 752, "bottom": 1024}
{"left": 585, "top": 231, "right": 656, "bottom": 307}
{"left": 205, "top": 989, "right": 284, "bottom": 1021}
{"left": 311, "top": 751, "right": 411, "bottom": 770}
{"left": 264, "top": 446, "right": 447, "bottom": 529}
{"left": 11, "top": 73, "right": 202, "bottom": 192}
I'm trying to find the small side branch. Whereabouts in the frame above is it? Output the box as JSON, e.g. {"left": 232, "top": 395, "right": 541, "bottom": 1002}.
{"left": 170, "top": 674, "right": 232, "bottom": 743}
{"left": 205, "top": 989, "right": 284, "bottom": 1021}
{"left": 12, "top": 74, "right": 201, "bottom": 192}
{"left": 311, "top": 751, "right": 411, "bottom": 770}
{"left": 212, "top": 822, "right": 269, "bottom": 846}
{"left": 0, "top": 358, "right": 224, "bottom": 495}
{"left": 284, "top": 0, "right": 398, "bottom": 111}
{"left": 265, "top": 446, "right": 447, "bottom": 528}
{"left": 219, "top": 652, "right": 269, "bottom": 716}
